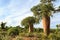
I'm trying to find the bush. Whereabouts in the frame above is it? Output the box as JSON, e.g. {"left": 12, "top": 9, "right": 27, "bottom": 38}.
{"left": 26, "top": 33, "right": 34, "bottom": 37}
{"left": 7, "top": 28, "right": 19, "bottom": 37}
{"left": 19, "top": 33, "right": 26, "bottom": 37}
{"left": 19, "top": 33, "right": 34, "bottom": 37}
{"left": 16, "top": 36, "right": 23, "bottom": 40}
{"left": 48, "top": 33, "right": 57, "bottom": 40}
{"left": 0, "top": 35, "right": 2, "bottom": 40}
{"left": 35, "top": 33, "right": 43, "bottom": 38}
{"left": 2, "top": 36, "right": 12, "bottom": 40}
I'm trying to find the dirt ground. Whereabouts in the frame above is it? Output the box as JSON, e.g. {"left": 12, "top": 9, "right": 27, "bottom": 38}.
{"left": 12, "top": 37, "right": 39, "bottom": 40}
{"left": 23, "top": 37, "right": 39, "bottom": 40}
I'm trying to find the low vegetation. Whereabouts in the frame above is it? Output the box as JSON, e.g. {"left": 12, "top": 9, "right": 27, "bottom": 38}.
{"left": 0, "top": 0, "right": 60, "bottom": 40}
{"left": 0, "top": 25, "right": 60, "bottom": 40}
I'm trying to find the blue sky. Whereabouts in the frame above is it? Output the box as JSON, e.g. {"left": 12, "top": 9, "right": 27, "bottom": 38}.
{"left": 0, "top": 0, "right": 60, "bottom": 28}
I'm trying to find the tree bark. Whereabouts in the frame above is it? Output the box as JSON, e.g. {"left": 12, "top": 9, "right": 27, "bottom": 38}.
{"left": 42, "top": 16, "right": 50, "bottom": 36}
{"left": 29, "top": 24, "right": 33, "bottom": 33}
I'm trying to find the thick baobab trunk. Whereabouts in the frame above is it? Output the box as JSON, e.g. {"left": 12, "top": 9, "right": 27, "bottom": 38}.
{"left": 29, "top": 24, "right": 33, "bottom": 33}
{"left": 42, "top": 16, "right": 50, "bottom": 36}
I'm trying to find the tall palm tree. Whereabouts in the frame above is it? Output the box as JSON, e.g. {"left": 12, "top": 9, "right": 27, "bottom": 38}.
{"left": 31, "top": 0, "right": 60, "bottom": 36}
{"left": 21, "top": 17, "right": 36, "bottom": 33}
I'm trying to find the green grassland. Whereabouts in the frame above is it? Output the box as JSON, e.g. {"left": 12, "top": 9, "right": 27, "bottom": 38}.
{"left": 0, "top": 26, "right": 60, "bottom": 40}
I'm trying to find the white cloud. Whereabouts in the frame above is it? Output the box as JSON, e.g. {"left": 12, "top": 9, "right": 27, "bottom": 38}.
{"left": 3, "top": 10, "right": 33, "bottom": 26}
{"left": 0, "top": 0, "right": 60, "bottom": 28}
{"left": 2, "top": 0, "right": 38, "bottom": 26}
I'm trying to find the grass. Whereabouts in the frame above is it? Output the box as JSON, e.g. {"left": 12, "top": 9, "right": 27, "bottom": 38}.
{"left": 0, "top": 32, "right": 60, "bottom": 40}
{"left": 0, "top": 28, "right": 60, "bottom": 40}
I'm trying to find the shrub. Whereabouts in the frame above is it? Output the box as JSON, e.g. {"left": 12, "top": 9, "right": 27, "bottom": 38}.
{"left": 0, "top": 35, "right": 2, "bottom": 40}
{"left": 26, "top": 33, "right": 34, "bottom": 37}
{"left": 19, "top": 33, "right": 34, "bottom": 37}
{"left": 35, "top": 33, "right": 43, "bottom": 38}
{"left": 19, "top": 33, "right": 26, "bottom": 37}
{"left": 7, "top": 28, "right": 19, "bottom": 37}
{"left": 48, "top": 33, "right": 57, "bottom": 40}
{"left": 2, "top": 36, "right": 12, "bottom": 40}
{"left": 16, "top": 36, "right": 23, "bottom": 40}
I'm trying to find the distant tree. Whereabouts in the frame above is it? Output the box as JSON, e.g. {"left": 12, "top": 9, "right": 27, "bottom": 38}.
{"left": 56, "top": 24, "right": 59, "bottom": 33}
{"left": 16, "top": 25, "right": 20, "bottom": 30}
{"left": 56, "top": 24, "right": 59, "bottom": 29}
{"left": 56, "top": 24, "right": 60, "bottom": 32}
{"left": 0, "top": 22, "right": 6, "bottom": 30}
{"left": 16, "top": 25, "right": 20, "bottom": 28}
{"left": 5, "top": 26, "right": 9, "bottom": 30}
{"left": 21, "top": 16, "right": 36, "bottom": 33}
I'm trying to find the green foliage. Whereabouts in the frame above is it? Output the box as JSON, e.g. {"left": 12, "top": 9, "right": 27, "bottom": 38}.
{"left": 19, "top": 33, "right": 34, "bottom": 37}
{"left": 0, "top": 34, "right": 14, "bottom": 40}
{"left": 0, "top": 27, "right": 60, "bottom": 40}
{"left": 34, "top": 28, "right": 43, "bottom": 33}
{"left": 21, "top": 16, "right": 36, "bottom": 33}
{"left": 0, "top": 22, "right": 6, "bottom": 29}
{"left": 26, "top": 33, "right": 34, "bottom": 37}
{"left": 16, "top": 36, "right": 23, "bottom": 40}
{"left": 24, "top": 25, "right": 29, "bottom": 33}
{"left": 21, "top": 16, "right": 36, "bottom": 26}
{"left": 19, "top": 33, "right": 26, "bottom": 37}
{"left": 31, "top": 2, "right": 54, "bottom": 20}
{"left": 0, "top": 35, "right": 2, "bottom": 40}
{"left": 48, "top": 33, "right": 57, "bottom": 40}
{"left": 31, "top": 0, "right": 60, "bottom": 36}
{"left": 31, "top": 0, "right": 56, "bottom": 29}
{"left": 7, "top": 27, "right": 19, "bottom": 36}
{"left": 34, "top": 33, "right": 43, "bottom": 38}
{"left": 56, "top": 6, "right": 60, "bottom": 12}
{"left": 40, "top": 0, "right": 56, "bottom": 3}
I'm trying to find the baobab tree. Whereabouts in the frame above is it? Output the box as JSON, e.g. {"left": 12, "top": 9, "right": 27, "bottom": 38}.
{"left": 31, "top": 0, "right": 60, "bottom": 36}
{"left": 21, "top": 17, "right": 36, "bottom": 33}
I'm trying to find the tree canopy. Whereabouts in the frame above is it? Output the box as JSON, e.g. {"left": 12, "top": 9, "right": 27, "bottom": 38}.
{"left": 21, "top": 17, "right": 36, "bottom": 26}
{"left": 31, "top": 0, "right": 55, "bottom": 20}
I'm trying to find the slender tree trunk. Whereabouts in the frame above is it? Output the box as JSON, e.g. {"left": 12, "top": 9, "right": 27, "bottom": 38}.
{"left": 29, "top": 24, "right": 33, "bottom": 33}
{"left": 42, "top": 16, "right": 50, "bottom": 36}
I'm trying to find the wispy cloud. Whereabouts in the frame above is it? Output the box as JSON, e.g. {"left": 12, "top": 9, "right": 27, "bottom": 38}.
{"left": 0, "top": 0, "right": 60, "bottom": 28}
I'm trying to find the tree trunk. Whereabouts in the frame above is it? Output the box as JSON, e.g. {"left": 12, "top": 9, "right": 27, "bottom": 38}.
{"left": 42, "top": 16, "right": 50, "bottom": 36}
{"left": 29, "top": 24, "right": 33, "bottom": 33}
